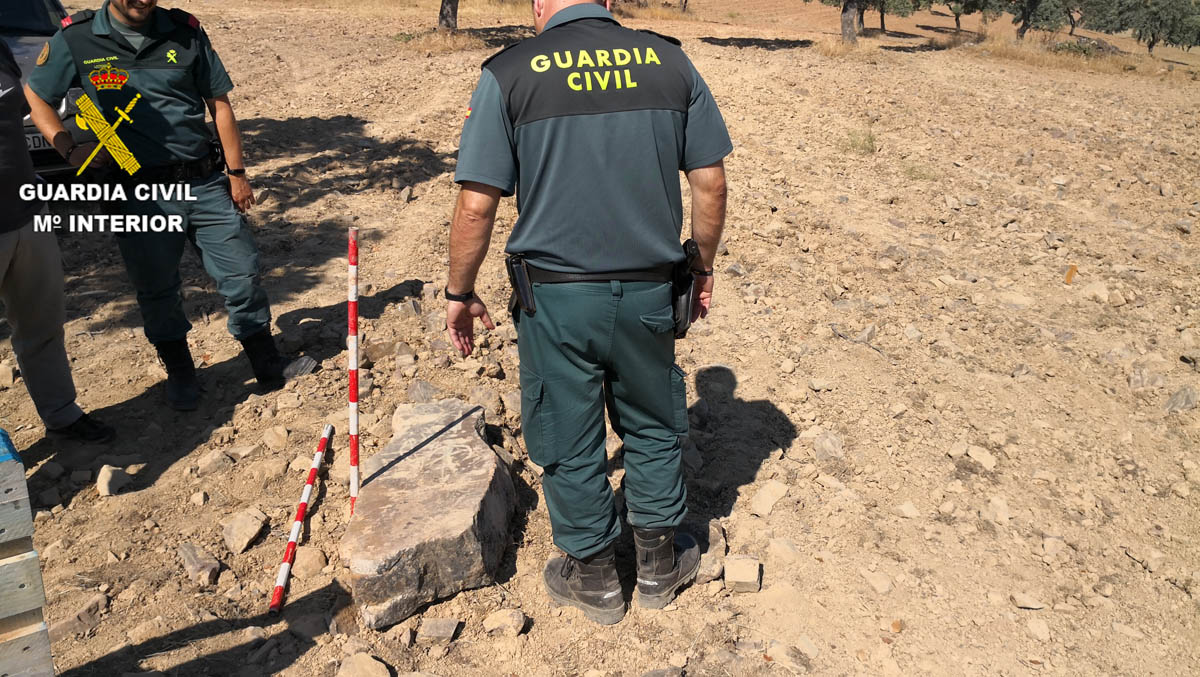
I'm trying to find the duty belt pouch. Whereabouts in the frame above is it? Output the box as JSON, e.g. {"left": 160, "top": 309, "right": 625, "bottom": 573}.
{"left": 506, "top": 254, "right": 537, "bottom": 316}
{"left": 672, "top": 239, "right": 701, "bottom": 339}
{"left": 208, "top": 135, "right": 226, "bottom": 172}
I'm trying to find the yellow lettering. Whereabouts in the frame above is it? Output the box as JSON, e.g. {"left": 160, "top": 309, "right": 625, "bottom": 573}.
{"left": 615, "top": 71, "right": 623, "bottom": 89}
{"left": 645, "top": 47, "right": 661, "bottom": 66}
{"left": 531, "top": 54, "right": 550, "bottom": 73}
{"left": 577, "top": 50, "right": 595, "bottom": 68}
{"left": 596, "top": 50, "right": 612, "bottom": 67}
{"left": 554, "top": 51, "right": 573, "bottom": 69}
{"left": 633, "top": 48, "right": 642, "bottom": 65}
{"left": 625, "top": 69, "right": 637, "bottom": 88}
{"left": 585, "top": 71, "right": 593, "bottom": 91}
{"left": 613, "top": 49, "right": 631, "bottom": 66}
{"left": 568, "top": 72, "right": 583, "bottom": 91}
{"left": 595, "top": 71, "right": 610, "bottom": 90}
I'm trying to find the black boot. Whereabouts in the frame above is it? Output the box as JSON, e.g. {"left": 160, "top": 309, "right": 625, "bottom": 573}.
{"left": 633, "top": 527, "right": 701, "bottom": 609}
{"left": 155, "top": 340, "right": 200, "bottom": 411}
{"left": 239, "top": 328, "right": 316, "bottom": 392}
{"left": 543, "top": 543, "right": 626, "bottom": 625}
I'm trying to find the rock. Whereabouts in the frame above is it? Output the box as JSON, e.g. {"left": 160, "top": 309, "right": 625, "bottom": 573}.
{"left": 289, "top": 454, "right": 313, "bottom": 473}
{"left": 750, "top": 480, "right": 789, "bottom": 517}
{"left": 967, "top": 445, "right": 997, "bottom": 471}
{"left": 697, "top": 520, "right": 726, "bottom": 584}
{"left": 337, "top": 653, "right": 391, "bottom": 677}
{"left": 127, "top": 616, "right": 168, "bottom": 644}
{"left": 982, "top": 496, "right": 1011, "bottom": 524}
{"left": 416, "top": 618, "right": 461, "bottom": 644}
{"left": 808, "top": 378, "right": 832, "bottom": 392}
{"left": 641, "top": 670, "right": 683, "bottom": 677}
{"left": 341, "top": 400, "right": 516, "bottom": 628}
{"left": 482, "top": 609, "right": 527, "bottom": 637}
{"left": 292, "top": 547, "right": 328, "bottom": 580}
{"left": 178, "top": 543, "right": 220, "bottom": 586}
{"left": 288, "top": 613, "right": 329, "bottom": 641}
{"left": 1011, "top": 592, "right": 1046, "bottom": 610}
{"left": 1108, "top": 290, "right": 1127, "bottom": 307}
{"left": 69, "top": 470, "right": 91, "bottom": 483}
{"left": 49, "top": 593, "right": 109, "bottom": 641}
{"left": 779, "top": 359, "right": 796, "bottom": 375}
{"left": 406, "top": 379, "right": 442, "bottom": 403}
{"left": 363, "top": 339, "right": 398, "bottom": 366}
{"left": 41, "top": 461, "right": 65, "bottom": 480}
{"left": 1165, "top": 386, "right": 1197, "bottom": 413}
{"left": 812, "top": 431, "right": 844, "bottom": 463}
{"left": 767, "top": 538, "right": 802, "bottom": 565}
{"left": 96, "top": 465, "right": 132, "bottom": 496}
{"left": 385, "top": 625, "right": 415, "bottom": 648}
{"left": 37, "top": 487, "right": 61, "bottom": 507}
{"left": 263, "top": 426, "right": 290, "bottom": 451}
{"left": 860, "top": 569, "right": 892, "bottom": 595}
{"left": 190, "top": 491, "right": 208, "bottom": 506}
{"left": 724, "top": 555, "right": 761, "bottom": 593}
{"left": 893, "top": 501, "right": 920, "bottom": 519}
{"left": 947, "top": 442, "right": 968, "bottom": 459}
{"left": 228, "top": 444, "right": 260, "bottom": 461}
{"left": 904, "top": 325, "right": 923, "bottom": 341}
{"left": 196, "top": 449, "right": 233, "bottom": 476}
{"left": 468, "top": 386, "right": 503, "bottom": 417}
{"left": 223, "top": 508, "right": 268, "bottom": 554}
{"left": 1081, "top": 281, "right": 1110, "bottom": 303}
{"left": 765, "top": 640, "right": 811, "bottom": 674}
{"left": 276, "top": 391, "right": 302, "bottom": 410}
{"left": 1027, "top": 618, "right": 1051, "bottom": 642}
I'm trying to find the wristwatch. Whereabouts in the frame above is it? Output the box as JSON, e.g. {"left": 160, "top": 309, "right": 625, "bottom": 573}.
{"left": 227, "top": 168, "right": 247, "bottom": 177}
{"left": 444, "top": 287, "right": 474, "bottom": 303}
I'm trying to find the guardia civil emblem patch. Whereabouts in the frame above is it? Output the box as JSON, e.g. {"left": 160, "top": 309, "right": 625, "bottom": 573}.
{"left": 37, "top": 43, "right": 50, "bottom": 66}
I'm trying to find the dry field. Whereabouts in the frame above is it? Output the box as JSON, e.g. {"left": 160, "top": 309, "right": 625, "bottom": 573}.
{"left": 2, "top": 0, "right": 1197, "bottom": 675}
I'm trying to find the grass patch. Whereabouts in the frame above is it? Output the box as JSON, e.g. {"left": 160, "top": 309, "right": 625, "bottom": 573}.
{"left": 815, "top": 38, "right": 883, "bottom": 59}
{"left": 841, "top": 127, "right": 878, "bottom": 155}
{"left": 394, "top": 28, "right": 485, "bottom": 53}
{"left": 902, "top": 163, "right": 938, "bottom": 181}
{"left": 967, "top": 33, "right": 1195, "bottom": 78}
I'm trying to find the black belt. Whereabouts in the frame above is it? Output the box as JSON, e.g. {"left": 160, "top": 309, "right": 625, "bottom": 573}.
{"left": 526, "top": 262, "right": 675, "bottom": 284}
{"left": 115, "top": 154, "right": 220, "bottom": 184}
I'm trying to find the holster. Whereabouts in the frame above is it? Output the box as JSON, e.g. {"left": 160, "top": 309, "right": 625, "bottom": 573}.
{"left": 672, "top": 239, "right": 701, "bottom": 339}
{"left": 506, "top": 254, "right": 537, "bottom": 317}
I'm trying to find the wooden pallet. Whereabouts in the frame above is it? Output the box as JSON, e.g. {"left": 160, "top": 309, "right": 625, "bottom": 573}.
{"left": 0, "top": 440, "right": 54, "bottom": 677}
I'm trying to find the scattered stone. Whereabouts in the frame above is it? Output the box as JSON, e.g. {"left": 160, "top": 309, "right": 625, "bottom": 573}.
{"left": 292, "top": 547, "right": 328, "bottom": 579}
{"left": 127, "top": 616, "right": 168, "bottom": 644}
{"left": 947, "top": 441, "right": 968, "bottom": 459}
{"left": 982, "top": 496, "right": 1011, "bottom": 524}
{"left": 178, "top": 543, "right": 220, "bottom": 586}
{"left": 697, "top": 520, "right": 726, "bottom": 584}
{"left": 889, "top": 403, "right": 907, "bottom": 418}
{"left": 196, "top": 449, "right": 233, "bottom": 476}
{"left": 724, "top": 555, "right": 762, "bottom": 593}
{"left": 341, "top": 401, "right": 515, "bottom": 628}
{"left": 385, "top": 625, "right": 415, "bottom": 648}
{"left": 894, "top": 501, "right": 920, "bottom": 519}
{"left": 48, "top": 593, "right": 109, "bottom": 641}
{"left": 1081, "top": 281, "right": 1110, "bottom": 303}
{"left": 767, "top": 538, "right": 802, "bottom": 565}
{"left": 808, "top": 378, "right": 832, "bottom": 392}
{"left": 482, "top": 609, "right": 527, "bottom": 637}
{"left": 750, "top": 480, "right": 789, "bottom": 517}
{"left": 406, "top": 379, "right": 442, "bottom": 403}
{"left": 1011, "top": 592, "right": 1046, "bottom": 610}
{"left": 416, "top": 618, "right": 461, "bottom": 644}
{"left": 779, "top": 358, "right": 796, "bottom": 375}
{"left": 223, "top": 508, "right": 268, "bottom": 554}
{"left": 1165, "top": 386, "right": 1197, "bottom": 413}
{"left": 812, "top": 431, "right": 844, "bottom": 463}
{"left": 765, "top": 640, "right": 811, "bottom": 674}
{"left": 1111, "top": 621, "right": 1145, "bottom": 640}
{"left": 337, "top": 653, "right": 391, "bottom": 677}
{"left": 276, "top": 391, "right": 302, "bottom": 410}
{"left": 38, "top": 487, "right": 61, "bottom": 507}
{"left": 290, "top": 454, "right": 314, "bottom": 473}
{"left": 967, "top": 445, "right": 997, "bottom": 471}
{"left": 860, "top": 569, "right": 892, "bottom": 595}
{"left": 42, "top": 461, "right": 65, "bottom": 480}
{"left": 289, "top": 613, "right": 329, "bottom": 641}
{"left": 1027, "top": 618, "right": 1051, "bottom": 642}
{"left": 96, "top": 465, "right": 132, "bottom": 496}
{"left": 228, "top": 444, "right": 260, "bottom": 461}
{"left": 263, "top": 426, "right": 290, "bottom": 451}
{"left": 904, "top": 325, "right": 923, "bottom": 341}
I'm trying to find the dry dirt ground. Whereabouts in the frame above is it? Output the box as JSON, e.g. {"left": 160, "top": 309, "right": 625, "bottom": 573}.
{"left": 2, "top": 0, "right": 1198, "bottom": 675}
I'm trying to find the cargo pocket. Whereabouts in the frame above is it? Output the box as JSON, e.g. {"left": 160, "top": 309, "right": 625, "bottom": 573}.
{"left": 670, "top": 364, "right": 688, "bottom": 435}
{"left": 640, "top": 305, "right": 676, "bottom": 334}
{"left": 519, "top": 368, "right": 552, "bottom": 467}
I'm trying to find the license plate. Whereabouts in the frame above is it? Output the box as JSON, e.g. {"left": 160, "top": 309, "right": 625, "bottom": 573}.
{"left": 25, "top": 132, "right": 52, "bottom": 152}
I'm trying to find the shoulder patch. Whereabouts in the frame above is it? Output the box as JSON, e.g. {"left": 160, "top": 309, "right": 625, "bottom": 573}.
{"left": 36, "top": 42, "right": 50, "bottom": 66}
{"left": 61, "top": 10, "right": 95, "bottom": 29}
{"left": 638, "top": 29, "right": 681, "bottom": 46}
{"left": 481, "top": 41, "right": 521, "bottom": 69}
{"left": 167, "top": 8, "right": 201, "bottom": 30}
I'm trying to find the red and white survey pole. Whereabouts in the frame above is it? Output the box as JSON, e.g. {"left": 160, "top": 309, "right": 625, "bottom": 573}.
{"left": 348, "top": 227, "right": 360, "bottom": 515}
{"left": 268, "top": 423, "right": 333, "bottom": 614}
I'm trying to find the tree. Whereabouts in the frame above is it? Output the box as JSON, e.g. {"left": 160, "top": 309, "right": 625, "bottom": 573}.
{"left": 1086, "top": 0, "right": 1200, "bottom": 53}
{"left": 867, "top": 0, "right": 923, "bottom": 32}
{"left": 438, "top": 0, "right": 459, "bottom": 31}
{"left": 1007, "top": 0, "right": 1068, "bottom": 38}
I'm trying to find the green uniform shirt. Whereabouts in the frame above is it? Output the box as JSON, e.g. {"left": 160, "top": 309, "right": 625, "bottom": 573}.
{"left": 27, "top": 2, "right": 233, "bottom": 168}
{"left": 455, "top": 4, "right": 732, "bottom": 274}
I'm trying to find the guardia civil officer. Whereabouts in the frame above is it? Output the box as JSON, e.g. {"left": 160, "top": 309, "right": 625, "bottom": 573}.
{"left": 445, "top": 0, "right": 730, "bottom": 624}
{"left": 1, "top": 40, "right": 114, "bottom": 443}
{"left": 24, "top": 0, "right": 313, "bottom": 411}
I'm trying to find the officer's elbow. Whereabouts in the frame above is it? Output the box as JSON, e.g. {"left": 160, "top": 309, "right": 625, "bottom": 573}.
{"left": 455, "top": 182, "right": 502, "bottom": 224}
{"left": 686, "top": 162, "right": 727, "bottom": 203}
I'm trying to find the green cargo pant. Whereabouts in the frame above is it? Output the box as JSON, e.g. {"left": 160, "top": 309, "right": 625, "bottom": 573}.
{"left": 516, "top": 280, "right": 689, "bottom": 559}
{"left": 116, "top": 171, "right": 271, "bottom": 344}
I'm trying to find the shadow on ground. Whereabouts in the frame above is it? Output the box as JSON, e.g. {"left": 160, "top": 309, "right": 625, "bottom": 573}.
{"left": 462, "top": 24, "right": 535, "bottom": 48}
{"left": 699, "top": 36, "right": 813, "bottom": 50}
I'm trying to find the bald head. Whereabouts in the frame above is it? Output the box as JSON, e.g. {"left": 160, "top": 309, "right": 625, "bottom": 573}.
{"left": 532, "top": 0, "right": 610, "bottom": 33}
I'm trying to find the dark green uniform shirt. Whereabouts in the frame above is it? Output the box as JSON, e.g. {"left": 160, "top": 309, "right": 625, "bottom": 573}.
{"left": 27, "top": 1, "right": 233, "bottom": 168}
{"left": 455, "top": 4, "right": 732, "bottom": 274}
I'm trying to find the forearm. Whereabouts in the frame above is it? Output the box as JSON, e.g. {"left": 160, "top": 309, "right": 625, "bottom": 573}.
{"left": 448, "top": 187, "right": 500, "bottom": 294}
{"left": 209, "top": 96, "right": 246, "bottom": 170}
{"left": 24, "top": 85, "right": 71, "bottom": 157}
{"left": 688, "top": 164, "right": 728, "bottom": 271}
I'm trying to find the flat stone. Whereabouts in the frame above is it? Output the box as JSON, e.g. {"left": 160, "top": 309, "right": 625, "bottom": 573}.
{"left": 177, "top": 543, "right": 220, "bottom": 586}
{"left": 750, "top": 480, "right": 789, "bottom": 517}
{"left": 767, "top": 538, "right": 802, "bottom": 565}
{"left": 1011, "top": 592, "right": 1046, "bottom": 610}
{"left": 196, "top": 449, "right": 233, "bottom": 477}
{"left": 697, "top": 520, "right": 726, "bottom": 584}
{"left": 1027, "top": 618, "right": 1051, "bottom": 642}
{"left": 337, "top": 653, "right": 390, "bottom": 677}
{"left": 1166, "top": 386, "right": 1197, "bottom": 413}
{"left": 967, "top": 445, "right": 997, "bottom": 471}
{"left": 288, "top": 613, "right": 329, "bottom": 641}
{"left": 341, "top": 400, "right": 516, "bottom": 628}
{"left": 96, "top": 465, "right": 132, "bottom": 496}
{"left": 263, "top": 426, "right": 290, "bottom": 451}
{"left": 765, "top": 640, "right": 811, "bottom": 674}
{"left": 228, "top": 444, "right": 260, "bottom": 461}
{"left": 48, "top": 593, "right": 109, "bottom": 641}
{"left": 406, "top": 379, "right": 442, "bottom": 403}
{"left": 41, "top": 461, "right": 66, "bottom": 480}
{"left": 416, "top": 618, "right": 461, "bottom": 644}
{"left": 292, "top": 547, "right": 327, "bottom": 580}
{"left": 127, "top": 616, "right": 168, "bottom": 644}
{"left": 724, "top": 555, "right": 761, "bottom": 593}
{"left": 482, "top": 609, "right": 527, "bottom": 637}
{"left": 811, "top": 431, "right": 844, "bottom": 463}
{"left": 893, "top": 501, "right": 920, "bottom": 519}
{"left": 276, "top": 392, "right": 302, "bottom": 410}
{"left": 223, "top": 508, "right": 268, "bottom": 554}
{"left": 983, "top": 495, "right": 1011, "bottom": 524}
{"left": 860, "top": 569, "right": 892, "bottom": 594}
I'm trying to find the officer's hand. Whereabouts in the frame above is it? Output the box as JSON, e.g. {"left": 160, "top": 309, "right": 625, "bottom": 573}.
{"left": 691, "top": 273, "right": 714, "bottom": 323}
{"left": 68, "top": 142, "right": 111, "bottom": 168}
{"left": 229, "top": 175, "right": 256, "bottom": 213}
{"left": 446, "top": 296, "right": 495, "bottom": 357}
